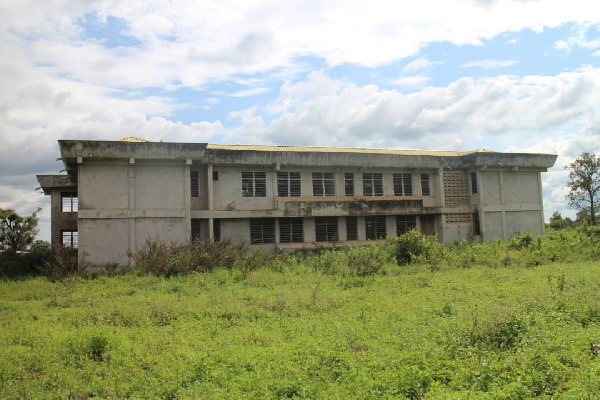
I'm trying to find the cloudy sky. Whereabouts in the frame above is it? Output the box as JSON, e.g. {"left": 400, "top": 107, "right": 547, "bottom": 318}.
{"left": 1, "top": 0, "right": 599, "bottom": 241}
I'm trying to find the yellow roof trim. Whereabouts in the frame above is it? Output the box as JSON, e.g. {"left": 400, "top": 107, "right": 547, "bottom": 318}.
{"left": 116, "top": 136, "right": 153, "bottom": 143}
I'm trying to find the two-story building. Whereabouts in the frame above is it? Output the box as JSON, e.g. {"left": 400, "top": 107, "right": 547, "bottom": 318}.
{"left": 37, "top": 138, "right": 557, "bottom": 269}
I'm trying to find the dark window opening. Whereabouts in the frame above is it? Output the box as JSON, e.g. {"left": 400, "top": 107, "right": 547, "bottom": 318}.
{"left": 344, "top": 173, "right": 355, "bottom": 196}
{"left": 280, "top": 218, "right": 303, "bottom": 243}
{"left": 363, "top": 173, "right": 384, "bottom": 196}
{"left": 421, "top": 174, "right": 431, "bottom": 196}
{"left": 346, "top": 217, "right": 358, "bottom": 241}
{"left": 62, "top": 230, "right": 78, "bottom": 248}
{"left": 473, "top": 213, "right": 481, "bottom": 235}
{"left": 471, "top": 172, "right": 478, "bottom": 194}
{"left": 242, "top": 171, "right": 267, "bottom": 197}
{"left": 190, "top": 171, "right": 199, "bottom": 197}
{"left": 315, "top": 217, "right": 338, "bottom": 242}
{"left": 250, "top": 218, "right": 275, "bottom": 244}
{"left": 366, "top": 216, "right": 387, "bottom": 240}
{"left": 191, "top": 219, "right": 201, "bottom": 239}
{"left": 213, "top": 170, "right": 219, "bottom": 181}
{"left": 396, "top": 215, "right": 417, "bottom": 236}
{"left": 393, "top": 173, "right": 413, "bottom": 196}
{"left": 61, "top": 192, "right": 78, "bottom": 212}
{"left": 277, "top": 172, "right": 301, "bottom": 197}
{"left": 312, "top": 172, "right": 335, "bottom": 196}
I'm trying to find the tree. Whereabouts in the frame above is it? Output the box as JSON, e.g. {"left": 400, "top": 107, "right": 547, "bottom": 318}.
{"left": 565, "top": 152, "right": 600, "bottom": 226}
{"left": 0, "top": 208, "right": 41, "bottom": 252}
{"left": 548, "top": 211, "right": 573, "bottom": 230}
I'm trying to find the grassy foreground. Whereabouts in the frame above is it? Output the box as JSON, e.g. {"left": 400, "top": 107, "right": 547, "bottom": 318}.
{"left": 2, "top": 259, "right": 600, "bottom": 398}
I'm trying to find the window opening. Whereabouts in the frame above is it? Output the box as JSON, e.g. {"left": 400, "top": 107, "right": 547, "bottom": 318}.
{"left": 312, "top": 172, "right": 335, "bottom": 196}
{"left": 61, "top": 192, "right": 78, "bottom": 212}
{"left": 366, "top": 216, "right": 387, "bottom": 240}
{"left": 61, "top": 230, "right": 78, "bottom": 248}
{"left": 396, "top": 215, "right": 417, "bottom": 235}
{"left": 471, "top": 172, "right": 478, "bottom": 194}
{"left": 393, "top": 173, "right": 413, "bottom": 196}
{"left": 421, "top": 174, "right": 431, "bottom": 196}
{"left": 315, "top": 217, "right": 338, "bottom": 242}
{"left": 242, "top": 171, "right": 267, "bottom": 197}
{"left": 344, "top": 173, "right": 355, "bottom": 196}
{"left": 279, "top": 218, "right": 303, "bottom": 243}
{"left": 190, "top": 171, "right": 199, "bottom": 197}
{"left": 250, "top": 218, "right": 275, "bottom": 244}
{"left": 346, "top": 217, "right": 358, "bottom": 241}
{"left": 213, "top": 170, "right": 219, "bottom": 181}
{"left": 277, "top": 172, "right": 301, "bottom": 197}
{"left": 473, "top": 213, "right": 481, "bottom": 235}
{"left": 363, "top": 173, "right": 384, "bottom": 196}
{"left": 191, "top": 219, "right": 201, "bottom": 239}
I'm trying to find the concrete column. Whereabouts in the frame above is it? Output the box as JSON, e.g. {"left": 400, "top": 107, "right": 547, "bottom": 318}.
{"left": 537, "top": 171, "right": 545, "bottom": 234}
{"left": 438, "top": 168, "right": 445, "bottom": 207}
{"left": 184, "top": 159, "right": 192, "bottom": 241}
{"left": 207, "top": 163, "right": 214, "bottom": 211}
{"left": 499, "top": 171, "right": 506, "bottom": 240}
{"left": 128, "top": 158, "right": 136, "bottom": 267}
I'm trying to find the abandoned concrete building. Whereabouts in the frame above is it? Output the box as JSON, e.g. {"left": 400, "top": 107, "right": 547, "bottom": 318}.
{"left": 37, "top": 139, "right": 557, "bottom": 268}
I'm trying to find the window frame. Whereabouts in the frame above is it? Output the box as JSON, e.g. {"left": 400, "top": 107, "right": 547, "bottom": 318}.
{"left": 393, "top": 173, "right": 413, "bottom": 196}
{"left": 363, "top": 173, "right": 384, "bottom": 197}
{"left": 365, "top": 216, "right": 387, "bottom": 240}
{"left": 242, "top": 171, "right": 267, "bottom": 197}
{"left": 396, "top": 215, "right": 417, "bottom": 236}
{"left": 315, "top": 217, "right": 338, "bottom": 242}
{"left": 61, "top": 192, "right": 78, "bottom": 212}
{"left": 277, "top": 172, "right": 302, "bottom": 197}
{"left": 250, "top": 218, "right": 275, "bottom": 244}
{"left": 471, "top": 171, "right": 478, "bottom": 194}
{"left": 312, "top": 172, "right": 335, "bottom": 197}
{"left": 421, "top": 173, "right": 431, "bottom": 196}
{"left": 279, "top": 218, "right": 303, "bottom": 243}
{"left": 344, "top": 173, "right": 355, "bottom": 196}
{"left": 213, "top": 219, "right": 221, "bottom": 242}
{"left": 61, "top": 230, "right": 78, "bottom": 248}
{"left": 346, "top": 216, "right": 358, "bottom": 241}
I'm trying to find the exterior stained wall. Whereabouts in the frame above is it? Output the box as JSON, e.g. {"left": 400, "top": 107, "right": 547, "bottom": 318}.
{"left": 49, "top": 190, "right": 78, "bottom": 251}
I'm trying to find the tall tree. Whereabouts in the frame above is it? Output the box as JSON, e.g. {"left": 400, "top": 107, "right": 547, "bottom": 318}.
{"left": 0, "top": 208, "right": 41, "bottom": 252}
{"left": 565, "top": 152, "right": 600, "bottom": 226}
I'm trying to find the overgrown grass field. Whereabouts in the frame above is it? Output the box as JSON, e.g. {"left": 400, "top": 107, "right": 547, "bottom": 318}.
{"left": 2, "top": 229, "right": 600, "bottom": 398}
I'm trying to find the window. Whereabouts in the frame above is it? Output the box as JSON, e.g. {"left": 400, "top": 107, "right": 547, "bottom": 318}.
{"left": 344, "top": 173, "right": 355, "bottom": 196}
{"left": 242, "top": 171, "right": 267, "bottom": 197}
{"left": 213, "top": 170, "right": 219, "bottom": 181}
{"left": 191, "top": 219, "right": 201, "bottom": 239}
{"left": 471, "top": 172, "right": 478, "bottom": 194}
{"left": 279, "top": 218, "right": 303, "bottom": 243}
{"left": 190, "top": 171, "right": 199, "bottom": 197}
{"left": 250, "top": 218, "right": 275, "bottom": 244}
{"left": 213, "top": 219, "right": 221, "bottom": 242}
{"left": 472, "top": 213, "right": 481, "bottom": 235}
{"left": 363, "top": 173, "right": 383, "bottom": 196}
{"left": 393, "top": 173, "right": 413, "bottom": 196}
{"left": 312, "top": 172, "right": 335, "bottom": 196}
{"left": 62, "top": 230, "right": 78, "bottom": 248}
{"left": 396, "top": 215, "right": 416, "bottom": 235}
{"left": 61, "top": 192, "right": 78, "bottom": 212}
{"left": 421, "top": 174, "right": 431, "bottom": 196}
{"left": 277, "top": 172, "right": 301, "bottom": 197}
{"left": 346, "top": 217, "right": 358, "bottom": 241}
{"left": 315, "top": 217, "right": 338, "bottom": 242}
{"left": 366, "top": 216, "right": 387, "bottom": 240}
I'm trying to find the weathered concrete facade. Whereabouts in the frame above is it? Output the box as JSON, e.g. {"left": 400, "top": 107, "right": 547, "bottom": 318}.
{"left": 37, "top": 140, "right": 557, "bottom": 269}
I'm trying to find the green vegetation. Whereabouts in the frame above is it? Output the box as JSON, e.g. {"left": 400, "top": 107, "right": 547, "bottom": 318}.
{"left": 2, "top": 229, "right": 600, "bottom": 398}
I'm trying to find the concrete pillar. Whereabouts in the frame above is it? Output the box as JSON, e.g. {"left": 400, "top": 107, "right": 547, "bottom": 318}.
{"left": 128, "top": 158, "right": 136, "bottom": 267}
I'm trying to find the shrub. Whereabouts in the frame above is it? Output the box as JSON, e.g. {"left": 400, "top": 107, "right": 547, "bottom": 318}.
{"left": 386, "top": 230, "right": 439, "bottom": 265}
{"left": 39, "top": 246, "right": 80, "bottom": 279}
{"left": 345, "top": 244, "right": 391, "bottom": 277}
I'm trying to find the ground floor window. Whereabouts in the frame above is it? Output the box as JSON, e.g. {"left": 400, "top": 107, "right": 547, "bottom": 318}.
{"left": 250, "top": 218, "right": 275, "bottom": 244}
{"left": 366, "top": 216, "right": 386, "bottom": 240}
{"left": 346, "top": 216, "right": 358, "bottom": 241}
{"left": 396, "top": 215, "right": 417, "bottom": 235}
{"left": 191, "top": 219, "right": 201, "bottom": 239}
{"left": 472, "top": 212, "right": 481, "bottom": 235}
{"left": 62, "top": 230, "right": 78, "bottom": 248}
{"left": 279, "top": 218, "right": 303, "bottom": 243}
{"left": 213, "top": 219, "right": 221, "bottom": 242}
{"left": 315, "top": 217, "right": 338, "bottom": 242}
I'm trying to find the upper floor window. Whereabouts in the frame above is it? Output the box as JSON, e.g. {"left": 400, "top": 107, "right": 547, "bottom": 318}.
{"left": 315, "top": 217, "right": 338, "bottom": 242}
{"left": 277, "top": 172, "right": 301, "bottom": 197}
{"left": 366, "top": 216, "right": 387, "bottom": 240}
{"left": 471, "top": 172, "right": 478, "bottom": 194}
{"left": 62, "top": 230, "right": 78, "bottom": 248}
{"left": 393, "top": 173, "right": 413, "bottom": 196}
{"left": 363, "top": 173, "right": 383, "bottom": 196}
{"left": 250, "top": 218, "right": 275, "bottom": 244}
{"left": 312, "top": 172, "right": 335, "bottom": 197}
{"left": 421, "top": 174, "right": 431, "bottom": 196}
{"left": 190, "top": 171, "right": 199, "bottom": 197}
{"left": 279, "top": 218, "right": 303, "bottom": 243}
{"left": 213, "top": 170, "right": 220, "bottom": 181}
{"left": 242, "top": 171, "right": 267, "bottom": 197}
{"left": 344, "top": 173, "right": 355, "bottom": 196}
{"left": 61, "top": 192, "right": 78, "bottom": 212}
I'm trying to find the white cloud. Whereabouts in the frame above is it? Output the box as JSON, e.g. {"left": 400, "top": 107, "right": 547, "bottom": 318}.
{"left": 392, "top": 76, "right": 431, "bottom": 87}
{"left": 554, "top": 23, "right": 600, "bottom": 53}
{"left": 228, "top": 87, "right": 271, "bottom": 97}
{"left": 462, "top": 59, "right": 518, "bottom": 69}
{"left": 403, "top": 57, "right": 440, "bottom": 73}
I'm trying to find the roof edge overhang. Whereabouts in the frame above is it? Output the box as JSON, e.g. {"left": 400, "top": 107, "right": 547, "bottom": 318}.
{"left": 36, "top": 174, "right": 76, "bottom": 195}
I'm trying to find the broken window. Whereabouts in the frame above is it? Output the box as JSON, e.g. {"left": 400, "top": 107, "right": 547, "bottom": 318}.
{"left": 396, "top": 215, "right": 417, "bottom": 235}
{"left": 242, "top": 171, "right": 267, "bottom": 197}
{"left": 250, "top": 218, "right": 275, "bottom": 244}
{"left": 191, "top": 219, "right": 201, "bottom": 239}
{"left": 393, "top": 173, "right": 413, "bottom": 196}
{"left": 62, "top": 230, "right": 78, "bottom": 248}
{"left": 277, "top": 172, "right": 301, "bottom": 197}
{"left": 312, "top": 172, "right": 335, "bottom": 196}
{"left": 279, "top": 218, "right": 303, "bottom": 243}
{"left": 421, "top": 174, "right": 431, "bottom": 196}
{"left": 346, "top": 216, "right": 358, "bottom": 241}
{"left": 363, "top": 173, "right": 384, "bottom": 196}
{"left": 471, "top": 172, "right": 478, "bottom": 194}
{"left": 315, "top": 217, "right": 338, "bottom": 242}
{"left": 190, "top": 171, "right": 199, "bottom": 197}
{"left": 344, "top": 173, "right": 355, "bottom": 196}
{"left": 366, "top": 216, "right": 387, "bottom": 240}
{"left": 61, "top": 192, "right": 78, "bottom": 212}
{"left": 213, "top": 219, "right": 221, "bottom": 242}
